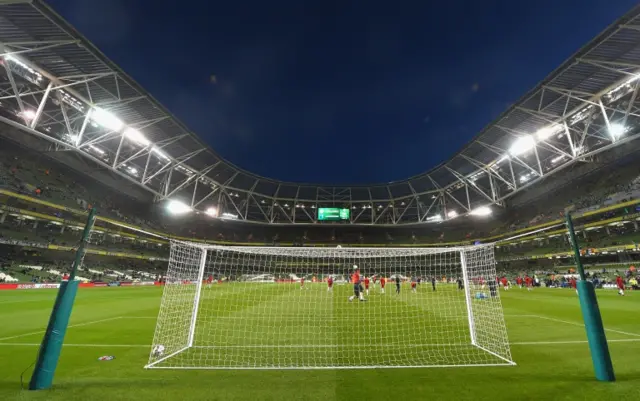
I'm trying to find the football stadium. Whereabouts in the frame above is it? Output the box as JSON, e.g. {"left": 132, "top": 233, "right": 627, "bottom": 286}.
{"left": 0, "top": 1, "right": 640, "bottom": 400}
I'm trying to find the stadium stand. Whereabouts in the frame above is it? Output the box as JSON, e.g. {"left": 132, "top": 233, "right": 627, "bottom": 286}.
{"left": 1, "top": 134, "right": 639, "bottom": 283}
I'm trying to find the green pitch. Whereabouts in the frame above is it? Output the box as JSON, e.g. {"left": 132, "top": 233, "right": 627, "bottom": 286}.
{"left": 150, "top": 282, "right": 510, "bottom": 369}
{"left": 0, "top": 285, "right": 638, "bottom": 400}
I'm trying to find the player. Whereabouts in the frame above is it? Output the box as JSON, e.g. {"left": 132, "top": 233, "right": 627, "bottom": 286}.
{"left": 456, "top": 277, "right": 463, "bottom": 290}
{"left": 431, "top": 276, "right": 436, "bottom": 292}
{"left": 516, "top": 276, "right": 523, "bottom": 288}
{"left": 364, "top": 276, "right": 370, "bottom": 296}
{"left": 395, "top": 275, "right": 401, "bottom": 294}
{"left": 411, "top": 276, "right": 417, "bottom": 293}
{"left": 348, "top": 266, "right": 366, "bottom": 302}
{"left": 500, "top": 276, "right": 509, "bottom": 291}
{"left": 525, "top": 275, "right": 533, "bottom": 291}
{"left": 488, "top": 278, "right": 497, "bottom": 298}
{"left": 380, "top": 276, "right": 386, "bottom": 294}
{"left": 570, "top": 277, "right": 577, "bottom": 294}
{"left": 300, "top": 276, "right": 307, "bottom": 290}
{"left": 206, "top": 274, "right": 214, "bottom": 288}
{"left": 616, "top": 275, "right": 625, "bottom": 296}
{"left": 327, "top": 275, "right": 333, "bottom": 292}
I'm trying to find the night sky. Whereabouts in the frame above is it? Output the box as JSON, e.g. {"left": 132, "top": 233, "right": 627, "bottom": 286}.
{"left": 47, "top": 0, "right": 637, "bottom": 184}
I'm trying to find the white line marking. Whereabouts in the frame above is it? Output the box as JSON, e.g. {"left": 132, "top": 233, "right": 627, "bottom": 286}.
{"left": 1, "top": 338, "right": 639, "bottom": 348}
{"left": 510, "top": 339, "right": 640, "bottom": 345}
{"left": 0, "top": 317, "right": 123, "bottom": 341}
{"left": 508, "top": 314, "right": 640, "bottom": 338}
{"left": 146, "top": 363, "right": 516, "bottom": 370}
{"left": 0, "top": 343, "right": 148, "bottom": 347}
{"left": 191, "top": 344, "right": 454, "bottom": 349}
{"left": 0, "top": 299, "right": 53, "bottom": 305}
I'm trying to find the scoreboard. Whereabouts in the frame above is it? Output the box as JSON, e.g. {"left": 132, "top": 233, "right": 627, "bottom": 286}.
{"left": 317, "top": 208, "right": 350, "bottom": 221}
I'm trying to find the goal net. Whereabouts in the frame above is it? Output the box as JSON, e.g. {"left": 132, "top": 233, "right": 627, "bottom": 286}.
{"left": 146, "top": 241, "right": 514, "bottom": 369}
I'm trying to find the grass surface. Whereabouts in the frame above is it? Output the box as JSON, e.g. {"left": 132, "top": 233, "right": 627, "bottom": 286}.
{"left": 150, "top": 282, "right": 510, "bottom": 369}
{"left": 0, "top": 285, "right": 638, "bottom": 400}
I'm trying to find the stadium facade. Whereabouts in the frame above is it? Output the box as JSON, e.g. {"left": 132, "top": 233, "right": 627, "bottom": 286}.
{"left": 1, "top": 1, "right": 640, "bottom": 226}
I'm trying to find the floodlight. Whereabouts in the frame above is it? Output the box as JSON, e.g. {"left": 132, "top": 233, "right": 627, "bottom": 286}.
{"left": 152, "top": 147, "right": 170, "bottom": 160}
{"left": 124, "top": 127, "right": 151, "bottom": 146}
{"left": 609, "top": 123, "right": 625, "bottom": 138}
{"left": 470, "top": 206, "right": 492, "bottom": 216}
{"left": 509, "top": 135, "right": 535, "bottom": 156}
{"left": 447, "top": 210, "right": 458, "bottom": 218}
{"left": 20, "top": 109, "right": 36, "bottom": 120}
{"left": 426, "top": 214, "right": 443, "bottom": 222}
{"left": 166, "top": 200, "right": 191, "bottom": 215}
{"left": 90, "top": 107, "right": 124, "bottom": 132}
{"left": 535, "top": 125, "right": 561, "bottom": 140}
{"left": 88, "top": 145, "right": 105, "bottom": 155}
{"left": 205, "top": 207, "right": 218, "bottom": 217}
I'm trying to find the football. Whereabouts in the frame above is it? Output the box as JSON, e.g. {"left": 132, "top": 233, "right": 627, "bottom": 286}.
{"left": 152, "top": 344, "right": 165, "bottom": 357}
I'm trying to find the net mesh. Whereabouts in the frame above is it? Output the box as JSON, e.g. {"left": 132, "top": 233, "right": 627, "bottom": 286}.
{"left": 147, "top": 242, "right": 513, "bottom": 369}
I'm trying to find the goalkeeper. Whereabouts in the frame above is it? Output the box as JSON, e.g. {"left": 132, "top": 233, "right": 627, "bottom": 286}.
{"left": 348, "top": 265, "right": 366, "bottom": 302}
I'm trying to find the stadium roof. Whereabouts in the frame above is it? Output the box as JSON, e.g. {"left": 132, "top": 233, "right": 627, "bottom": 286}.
{"left": 1, "top": 0, "right": 640, "bottom": 225}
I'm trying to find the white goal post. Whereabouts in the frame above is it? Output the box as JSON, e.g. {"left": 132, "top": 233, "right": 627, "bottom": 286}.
{"left": 146, "top": 241, "right": 514, "bottom": 369}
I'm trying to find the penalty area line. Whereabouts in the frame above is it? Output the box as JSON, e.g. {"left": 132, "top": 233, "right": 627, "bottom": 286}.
{"left": 0, "top": 316, "right": 125, "bottom": 341}
{"left": 0, "top": 343, "right": 149, "bottom": 347}
{"left": 0, "top": 316, "right": 157, "bottom": 342}
{"left": 510, "top": 339, "right": 640, "bottom": 345}
{"left": 1, "top": 339, "right": 640, "bottom": 348}
{"left": 508, "top": 314, "right": 640, "bottom": 338}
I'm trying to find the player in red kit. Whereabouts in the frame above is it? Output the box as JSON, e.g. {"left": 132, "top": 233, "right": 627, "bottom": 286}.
{"left": 616, "top": 275, "right": 625, "bottom": 296}
{"left": 380, "top": 277, "right": 386, "bottom": 294}
{"left": 348, "top": 266, "right": 366, "bottom": 302}
{"left": 411, "top": 277, "right": 417, "bottom": 293}
{"left": 500, "top": 276, "right": 509, "bottom": 291}
{"left": 327, "top": 276, "right": 333, "bottom": 292}
{"left": 570, "top": 277, "right": 577, "bottom": 294}
{"left": 525, "top": 275, "right": 533, "bottom": 291}
{"left": 300, "top": 277, "right": 307, "bottom": 290}
{"left": 516, "top": 277, "right": 523, "bottom": 288}
{"left": 206, "top": 275, "right": 214, "bottom": 288}
{"left": 364, "top": 276, "right": 370, "bottom": 296}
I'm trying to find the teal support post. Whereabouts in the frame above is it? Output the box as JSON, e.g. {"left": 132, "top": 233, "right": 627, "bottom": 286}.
{"left": 28, "top": 280, "right": 79, "bottom": 389}
{"left": 566, "top": 213, "right": 615, "bottom": 382}
{"left": 576, "top": 280, "right": 615, "bottom": 381}
{"left": 29, "top": 208, "right": 97, "bottom": 390}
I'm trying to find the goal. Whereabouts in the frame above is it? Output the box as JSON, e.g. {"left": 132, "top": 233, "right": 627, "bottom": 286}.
{"left": 146, "top": 241, "right": 514, "bottom": 369}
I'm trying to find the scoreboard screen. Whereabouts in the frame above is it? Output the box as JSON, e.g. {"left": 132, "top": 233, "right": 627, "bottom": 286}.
{"left": 317, "top": 208, "right": 350, "bottom": 221}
